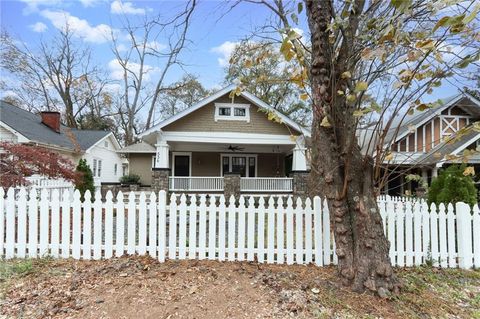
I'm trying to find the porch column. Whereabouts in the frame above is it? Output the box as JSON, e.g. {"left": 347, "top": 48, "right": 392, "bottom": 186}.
{"left": 292, "top": 138, "right": 307, "bottom": 171}
{"left": 432, "top": 167, "right": 438, "bottom": 178}
{"left": 416, "top": 168, "right": 429, "bottom": 198}
{"left": 152, "top": 133, "right": 170, "bottom": 193}
{"left": 291, "top": 136, "right": 309, "bottom": 198}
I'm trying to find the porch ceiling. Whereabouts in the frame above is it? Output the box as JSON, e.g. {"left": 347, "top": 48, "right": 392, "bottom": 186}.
{"left": 168, "top": 141, "right": 294, "bottom": 154}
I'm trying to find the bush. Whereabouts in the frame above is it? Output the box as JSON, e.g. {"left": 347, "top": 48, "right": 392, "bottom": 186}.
{"left": 120, "top": 174, "right": 141, "bottom": 185}
{"left": 75, "top": 159, "right": 95, "bottom": 200}
{"left": 428, "top": 164, "right": 477, "bottom": 206}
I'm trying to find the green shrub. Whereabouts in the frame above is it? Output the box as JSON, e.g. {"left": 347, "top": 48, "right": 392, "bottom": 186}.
{"left": 120, "top": 174, "right": 141, "bottom": 185}
{"left": 428, "top": 164, "right": 477, "bottom": 206}
{"left": 75, "top": 159, "right": 95, "bottom": 200}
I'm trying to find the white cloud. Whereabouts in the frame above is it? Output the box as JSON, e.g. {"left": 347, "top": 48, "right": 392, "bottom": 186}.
{"left": 110, "top": 0, "right": 145, "bottom": 15}
{"left": 40, "top": 9, "right": 113, "bottom": 43}
{"left": 145, "top": 40, "right": 166, "bottom": 52}
{"left": 210, "top": 41, "right": 238, "bottom": 67}
{"left": 108, "top": 58, "right": 158, "bottom": 82}
{"left": 20, "top": 0, "right": 61, "bottom": 14}
{"left": 29, "top": 22, "right": 48, "bottom": 32}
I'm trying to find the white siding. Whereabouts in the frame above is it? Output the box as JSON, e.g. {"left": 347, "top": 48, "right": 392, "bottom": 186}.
{"left": 0, "top": 126, "right": 18, "bottom": 143}
{"left": 82, "top": 135, "right": 124, "bottom": 184}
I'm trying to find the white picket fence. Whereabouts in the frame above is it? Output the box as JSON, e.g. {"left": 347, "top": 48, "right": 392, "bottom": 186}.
{"left": 1, "top": 188, "right": 479, "bottom": 269}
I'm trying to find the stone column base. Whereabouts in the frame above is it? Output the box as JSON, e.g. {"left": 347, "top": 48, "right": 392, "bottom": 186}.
{"left": 152, "top": 168, "right": 170, "bottom": 193}
{"left": 224, "top": 173, "right": 241, "bottom": 200}
{"left": 289, "top": 170, "right": 310, "bottom": 199}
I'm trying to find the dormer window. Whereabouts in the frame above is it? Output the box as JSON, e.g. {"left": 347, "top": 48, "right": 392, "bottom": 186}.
{"left": 215, "top": 103, "right": 250, "bottom": 122}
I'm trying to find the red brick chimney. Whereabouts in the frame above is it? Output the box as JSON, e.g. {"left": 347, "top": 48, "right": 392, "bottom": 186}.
{"left": 40, "top": 111, "right": 61, "bottom": 133}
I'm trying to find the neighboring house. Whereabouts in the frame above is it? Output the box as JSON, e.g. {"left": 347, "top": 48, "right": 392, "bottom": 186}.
{"left": 381, "top": 91, "right": 480, "bottom": 196}
{"left": 0, "top": 100, "right": 126, "bottom": 185}
{"left": 119, "top": 84, "right": 311, "bottom": 194}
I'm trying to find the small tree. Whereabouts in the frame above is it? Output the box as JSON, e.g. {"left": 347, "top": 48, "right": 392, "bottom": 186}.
{"left": 428, "top": 165, "right": 477, "bottom": 206}
{"left": 75, "top": 159, "right": 95, "bottom": 200}
{"left": 0, "top": 142, "right": 79, "bottom": 188}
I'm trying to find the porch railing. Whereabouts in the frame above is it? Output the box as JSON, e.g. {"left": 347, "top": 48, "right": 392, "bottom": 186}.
{"left": 169, "top": 177, "right": 224, "bottom": 192}
{"left": 240, "top": 177, "right": 293, "bottom": 193}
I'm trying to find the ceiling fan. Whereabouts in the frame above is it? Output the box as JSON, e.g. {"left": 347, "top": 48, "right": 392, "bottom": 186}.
{"left": 227, "top": 145, "right": 245, "bottom": 152}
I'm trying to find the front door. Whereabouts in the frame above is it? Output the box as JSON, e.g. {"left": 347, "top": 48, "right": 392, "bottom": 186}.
{"left": 174, "top": 155, "right": 190, "bottom": 176}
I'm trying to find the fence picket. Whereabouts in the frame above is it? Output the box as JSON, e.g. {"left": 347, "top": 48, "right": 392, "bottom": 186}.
{"left": 218, "top": 196, "right": 226, "bottom": 261}
{"left": 276, "top": 197, "right": 285, "bottom": 264}
{"left": 2, "top": 189, "right": 479, "bottom": 270}
{"left": 447, "top": 204, "right": 456, "bottom": 267}
{"left": 286, "top": 197, "right": 294, "bottom": 265}
{"left": 178, "top": 194, "right": 188, "bottom": 260}
{"left": 405, "top": 201, "right": 413, "bottom": 267}
{"left": 17, "top": 188, "right": 28, "bottom": 258}
{"left": 257, "top": 197, "right": 266, "bottom": 263}
{"left": 430, "top": 203, "right": 439, "bottom": 267}
{"left": 5, "top": 188, "right": 15, "bottom": 259}
{"left": 83, "top": 191, "right": 92, "bottom": 260}
{"left": 0, "top": 188, "right": 4, "bottom": 257}
{"left": 72, "top": 190, "right": 81, "bottom": 259}
{"left": 170, "top": 193, "right": 178, "bottom": 260}
{"left": 138, "top": 192, "right": 147, "bottom": 256}
{"left": 322, "top": 198, "right": 330, "bottom": 265}
{"left": 473, "top": 205, "right": 480, "bottom": 268}
{"left": 158, "top": 190, "right": 166, "bottom": 262}
{"left": 93, "top": 191, "right": 102, "bottom": 260}
{"left": 105, "top": 191, "right": 114, "bottom": 259}
{"left": 267, "top": 197, "right": 275, "bottom": 264}
{"left": 127, "top": 192, "right": 136, "bottom": 255}
{"left": 227, "top": 195, "right": 236, "bottom": 261}
{"left": 208, "top": 196, "right": 216, "bottom": 260}
{"left": 189, "top": 195, "right": 198, "bottom": 259}
{"left": 313, "top": 197, "right": 323, "bottom": 266}
{"left": 421, "top": 201, "right": 430, "bottom": 265}
{"left": 198, "top": 195, "right": 207, "bottom": 260}
{"left": 295, "top": 197, "right": 303, "bottom": 265}
{"left": 60, "top": 189, "right": 69, "bottom": 258}
{"left": 115, "top": 191, "right": 125, "bottom": 257}
{"left": 39, "top": 188, "right": 49, "bottom": 257}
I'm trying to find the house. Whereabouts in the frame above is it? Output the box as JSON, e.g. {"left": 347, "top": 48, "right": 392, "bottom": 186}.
{"left": 382, "top": 91, "right": 480, "bottom": 196}
{"left": 0, "top": 100, "right": 126, "bottom": 185}
{"left": 119, "top": 84, "right": 311, "bottom": 195}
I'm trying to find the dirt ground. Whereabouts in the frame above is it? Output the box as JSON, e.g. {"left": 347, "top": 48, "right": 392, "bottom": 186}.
{"left": 1, "top": 257, "right": 479, "bottom": 319}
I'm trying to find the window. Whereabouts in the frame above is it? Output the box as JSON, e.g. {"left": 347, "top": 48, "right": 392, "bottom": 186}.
{"left": 93, "top": 159, "right": 97, "bottom": 177}
{"left": 97, "top": 160, "right": 102, "bottom": 177}
{"left": 114, "top": 163, "right": 117, "bottom": 176}
{"left": 104, "top": 141, "right": 109, "bottom": 148}
{"left": 234, "top": 107, "right": 246, "bottom": 116}
{"left": 219, "top": 107, "right": 231, "bottom": 116}
{"left": 92, "top": 159, "right": 102, "bottom": 177}
{"left": 221, "top": 154, "right": 256, "bottom": 177}
{"left": 214, "top": 103, "right": 250, "bottom": 122}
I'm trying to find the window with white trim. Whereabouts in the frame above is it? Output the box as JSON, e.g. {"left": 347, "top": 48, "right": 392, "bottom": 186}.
{"left": 93, "top": 159, "right": 97, "bottom": 177}
{"left": 114, "top": 163, "right": 118, "bottom": 176}
{"left": 214, "top": 103, "right": 250, "bottom": 122}
{"left": 92, "top": 159, "right": 102, "bottom": 177}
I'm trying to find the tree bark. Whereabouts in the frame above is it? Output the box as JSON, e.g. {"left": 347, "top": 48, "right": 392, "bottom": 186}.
{"left": 305, "top": 0, "right": 400, "bottom": 294}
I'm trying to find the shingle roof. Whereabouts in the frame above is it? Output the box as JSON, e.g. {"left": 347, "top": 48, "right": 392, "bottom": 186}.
{"left": 0, "top": 100, "right": 111, "bottom": 152}
{"left": 118, "top": 141, "right": 156, "bottom": 153}
{"left": 414, "top": 130, "right": 480, "bottom": 166}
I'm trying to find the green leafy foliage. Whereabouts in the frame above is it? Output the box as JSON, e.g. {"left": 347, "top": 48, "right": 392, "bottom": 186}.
{"left": 428, "top": 165, "right": 478, "bottom": 206}
{"left": 120, "top": 174, "right": 141, "bottom": 185}
{"left": 75, "top": 159, "right": 95, "bottom": 201}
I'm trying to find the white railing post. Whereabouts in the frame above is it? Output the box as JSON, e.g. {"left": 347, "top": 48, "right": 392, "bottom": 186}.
{"left": 456, "top": 202, "right": 473, "bottom": 269}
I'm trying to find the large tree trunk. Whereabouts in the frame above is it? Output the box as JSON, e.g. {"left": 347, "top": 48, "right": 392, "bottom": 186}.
{"left": 305, "top": 0, "right": 400, "bottom": 294}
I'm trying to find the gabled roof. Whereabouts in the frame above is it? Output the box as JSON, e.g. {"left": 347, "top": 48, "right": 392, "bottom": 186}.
{"left": 386, "top": 92, "right": 480, "bottom": 144}
{"left": 415, "top": 130, "right": 480, "bottom": 166}
{"left": 139, "top": 84, "right": 311, "bottom": 138}
{"left": 117, "top": 140, "right": 156, "bottom": 153}
{"left": 0, "top": 100, "right": 115, "bottom": 152}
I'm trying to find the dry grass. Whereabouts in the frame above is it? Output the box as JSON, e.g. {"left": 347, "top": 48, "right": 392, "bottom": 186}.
{"left": 1, "top": 257, "right": 479, "bottom": 318}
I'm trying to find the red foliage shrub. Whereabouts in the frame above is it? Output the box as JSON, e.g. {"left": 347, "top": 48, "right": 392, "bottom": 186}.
{"left": 0, "top": 142, "right": 80, "bottom": 188}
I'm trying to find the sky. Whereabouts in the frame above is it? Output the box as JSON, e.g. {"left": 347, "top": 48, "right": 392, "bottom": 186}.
{"left": 0, "top": 0, "right": 474, "bottom": 107}
{"left": 0, "top": 0, "right": 283, "bottom": 90}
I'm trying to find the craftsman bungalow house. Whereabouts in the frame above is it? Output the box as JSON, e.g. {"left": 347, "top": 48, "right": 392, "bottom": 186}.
{"left": 382, "top": 91, "right": 480, "bottom": 196}
{"left": 119, "top": 84, "right": 311, "bottom": 194}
